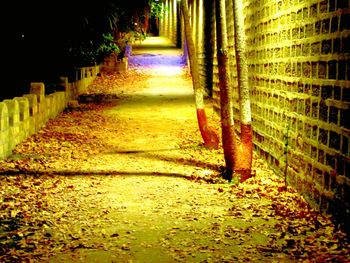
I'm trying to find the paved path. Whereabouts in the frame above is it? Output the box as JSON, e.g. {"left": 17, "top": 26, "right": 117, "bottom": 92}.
{"left": 1, "top": 37, "right": 347, "bottom": 263}
{"left": 47, "top": 37, "right": 272, "bottom": 263}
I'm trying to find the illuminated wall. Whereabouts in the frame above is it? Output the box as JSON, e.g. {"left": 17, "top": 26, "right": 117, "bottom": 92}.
{"left": 159, "top": 0, "right": 350, "bottom": 226}
{"left": 213, "top": 0, "right": 350, "bottom": 223}
{"left": 159, "top": 0, "right": 179, "bottom": 45}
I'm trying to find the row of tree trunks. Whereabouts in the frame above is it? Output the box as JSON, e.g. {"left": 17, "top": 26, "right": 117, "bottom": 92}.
{"left": 215, "top": 0, "right": 253, "bottom": 181}
{"left": 180, "top": 0, "right": 220, "bottom": 150}
{"left": 180, "top": 0, "right": 253, "bottom": 181}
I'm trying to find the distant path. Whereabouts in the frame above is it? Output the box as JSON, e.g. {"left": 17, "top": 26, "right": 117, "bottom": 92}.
{"left": 75, "top": 36, "right": 221, "bottom": 176}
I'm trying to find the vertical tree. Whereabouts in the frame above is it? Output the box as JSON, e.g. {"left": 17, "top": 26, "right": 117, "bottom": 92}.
{"left": 215, "top": 0, "right": 237, "bottom": 180}
{"left": 215, "top": 0, "right": 253, "bottom": 181}
{"left": 180, "top": 0, "right": 220, "bottom": 149}
{"left": 233, "top": 0, "right": 253, "bottom": 181}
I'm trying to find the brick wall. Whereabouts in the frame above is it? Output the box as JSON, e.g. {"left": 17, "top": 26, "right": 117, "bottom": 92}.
{"left": 159, "top": 0, "right": 350, "bottom": 228}
{"left": 211, "top": 0, "right": 350, "bottom": 226}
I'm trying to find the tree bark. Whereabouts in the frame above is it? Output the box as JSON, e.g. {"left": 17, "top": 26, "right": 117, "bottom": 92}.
{"left": 215, "top": 0, "right": 237, "bottom": 180}
{"left": 180, "top": 0, "right": 219, "bottom": 149}
{"left": 233, "top": 0, "right": 253, "bottom": 181}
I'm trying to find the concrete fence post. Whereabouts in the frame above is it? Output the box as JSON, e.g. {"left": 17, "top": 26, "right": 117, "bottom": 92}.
{"left": 3, "top": 99, "right": 21, "bottom": 150}
{"left": 56, "top": 91, "right": 66, "bottom": 113}
{"left": 48, "top": 92, "right": 64, "bottom": 118}
{"left": 14, "top": 97, "right": 30, "bottom": 142}
{"left": 30, "top": 82, "right": 45, "bottom": 97}
{"left": 44, "top": 95, "right": 53, "bottom": 121}
{"left": 0, "top": 102, "right": 10, "bottom": 159}
{"left": 23, "top": 94, "right": 39, "bottom": 135}
{"left": 30, "top": 82, "right": 46, "bottom": 128}
{"left": 58, "top": 76, "right": 69, "bottom": 101}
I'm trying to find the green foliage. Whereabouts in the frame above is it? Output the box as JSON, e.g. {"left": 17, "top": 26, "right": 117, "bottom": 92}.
{"left": 70, "top": 32, "right": 120, "bottom": 66}
{"left": 115, "top": 31, "right": 147, "bottom": 59}
{"left": 117, "top": 32, "right": 142, "bottom": 46}
{"left": 68, "top": 1, "right": 151, "bottom": 65}
{"left": 99, "top": 33, "right": 120, "bottom": 56}
{"left": 149, "top": 1, "right": 165, "bottom": 19}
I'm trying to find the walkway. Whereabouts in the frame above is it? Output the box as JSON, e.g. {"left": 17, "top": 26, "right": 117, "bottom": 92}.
{"left": 0, "top": 37, "right": 349, "bottom": 262}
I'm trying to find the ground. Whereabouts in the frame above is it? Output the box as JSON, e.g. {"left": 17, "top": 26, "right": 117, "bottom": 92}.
{"left": 0, "top": 37, "right": 349, "bottom": 262}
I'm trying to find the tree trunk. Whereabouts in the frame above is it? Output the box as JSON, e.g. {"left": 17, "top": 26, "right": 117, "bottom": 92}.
{"left": 233, "top": 0, "right": 253, "bottom": 181}
{"left": 144, "top": 4, "right": 150, "bottom": 33}
{"left": 180, "top": 0, "right": 219, "bottom": 149}
{"left": 215, "top": 0, "right": 237, "bottom": 180}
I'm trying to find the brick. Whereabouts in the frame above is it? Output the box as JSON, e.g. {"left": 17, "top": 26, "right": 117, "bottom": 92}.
{"left": 174, "top": 0, "right": 350, "bottom": 227}
{"left": 341, "top": 136, "right": 349, "bottom": 155}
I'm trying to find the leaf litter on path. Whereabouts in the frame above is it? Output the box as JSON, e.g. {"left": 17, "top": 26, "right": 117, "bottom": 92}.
{"left": 0, "top": 43, "right": 349, "bottom": 262}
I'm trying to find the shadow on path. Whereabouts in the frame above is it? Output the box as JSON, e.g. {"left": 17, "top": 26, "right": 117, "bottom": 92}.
{"left": 0, "top": 170, "right": 190, "bottom": 178}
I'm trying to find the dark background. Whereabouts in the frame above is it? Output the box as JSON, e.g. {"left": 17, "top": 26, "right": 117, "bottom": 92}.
{"left": 2, "top": 0, "right": 148, "bottom": 100}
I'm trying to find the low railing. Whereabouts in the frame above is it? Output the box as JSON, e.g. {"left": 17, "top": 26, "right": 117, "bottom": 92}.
{"left": 0, "top": 64, "right": 101, "bottom": 159}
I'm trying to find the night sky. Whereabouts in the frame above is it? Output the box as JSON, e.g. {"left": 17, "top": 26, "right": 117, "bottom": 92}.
{"left": 2, "top": 0, "right": 149, "bottom": 100}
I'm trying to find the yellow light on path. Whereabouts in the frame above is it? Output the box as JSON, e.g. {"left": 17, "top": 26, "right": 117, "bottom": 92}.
{"left": 153, "top": 66, "right": 182, "bottom": 76}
